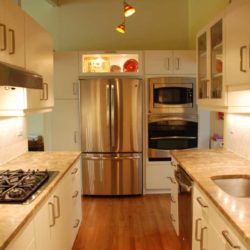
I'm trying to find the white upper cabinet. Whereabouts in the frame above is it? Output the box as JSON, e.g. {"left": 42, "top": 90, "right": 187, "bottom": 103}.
{"left": 54, "top": 51, "right": 79, "bottom": 99}
{"left": 0, "top": 0, "right": 25, "bottom": 68}
{"left": 24, "top": 14, "right": 54, "bottom": 112}
{"left": 225, "top": 0, "right": 250, "bottom": 86}
{"left": 144, "top": 50, "right": 196, "bottom": 75}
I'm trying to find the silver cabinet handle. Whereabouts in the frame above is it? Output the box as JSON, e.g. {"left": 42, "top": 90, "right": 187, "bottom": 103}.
{"left": 73, "top": 219, "right": 80, "bottom": 228}
{"left": 71, "top": 167, "right": 78, "bottom": 175}
{"left": 170, "top": 214, "right": 175, "bottom": 222}
{"left": 196, "top": 197, "right": 208, "bottom": 208}
{"left": 8, "top": 28, "right": 15, "bottom": 55}
{"left": 0, "top": 24, "right": 6, "bottom": 51}
{"left": 195, "top": 218, "right": 202, "bottom": 241}
{"left": 72, "top": 190, "right": 79, "bottom": 198}
{"left": 170, "top": 194, "right": 176, "bottom": 203}
{"left": 200, "top": 227, "right": 207, "bottom": 250}
{"left": 176, "top": 58, "right": 180, "bottom": 70}
{"left": 53, "top": 195, "right": 61, "bottom": 219}
{"left": 167, "top": 176, "right": 176, "bottom": 184}
{"left": 48, "top": 202, "right": 56, "bottom": 227}
{"left": 164, "top": 57, "right": 170, "bottom": 71}
{"left": 240, "top": 45, "right": 247, "bottom": 72}
{"left": 40, "top": 82, "right": 49, "bottom": 100}
{"left": 222, "top": 231, "right": 240, "bottom": 249}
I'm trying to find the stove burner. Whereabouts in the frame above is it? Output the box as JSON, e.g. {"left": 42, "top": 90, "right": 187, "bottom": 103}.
{"left": 0, "top": 169, "right": 51, "bottom": 203}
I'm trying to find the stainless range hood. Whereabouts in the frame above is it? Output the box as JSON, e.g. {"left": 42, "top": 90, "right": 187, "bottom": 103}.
{"left": 0, "top": 61, "right": 43, "bottom": 89}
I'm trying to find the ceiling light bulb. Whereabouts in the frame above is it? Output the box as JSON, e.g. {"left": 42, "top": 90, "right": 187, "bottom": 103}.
{"left": 124, "top": 2, "right": 136, "bottom": 17}
{"left": 116, "top": 23, "right": 125, "bottom": 33}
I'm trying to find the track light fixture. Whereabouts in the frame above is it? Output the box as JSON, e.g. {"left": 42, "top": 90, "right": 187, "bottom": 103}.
{"left": 115, "top": 1, "right": 136, "bottom": 34}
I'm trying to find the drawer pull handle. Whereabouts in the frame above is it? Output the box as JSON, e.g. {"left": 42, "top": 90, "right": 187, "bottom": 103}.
{"left": 72, "top": 190, "right": 79, "bottom": 198}
{"left": 170, "top": 214, "right": 175, "bottom": 222}
{"left": 48, "top": 202, "right": 56, "bottom": 227}
{"left": 8, "top": 28, "right": 15, "bottom": 54}
{"left": 167, "top": 176, "right": 176, "bottom": 184}
{"left": 71, "top": 168, "right": 78, "bottom": 175}
{"left": 196, "top": 197, "right": 208, "bottom": 208}
{"left": 195, "top": 218, "right": 202, "bottom": 241}
{"left": 0, "top": 24, "right": 6, "bottom": 51}
{"left": 222, "top": 230, "right": 240, "bottom": 249}
{"left": 200, "top": 226, "right": 207, "bottom": 250}
{"left": 53, "top": 195, "right": 61, "bottom": 219}
{"left": 74, "top": 219, "right": 80, "bottom": 228}
{"left": 240, "top": 45, "right": 247, "bottom": 72}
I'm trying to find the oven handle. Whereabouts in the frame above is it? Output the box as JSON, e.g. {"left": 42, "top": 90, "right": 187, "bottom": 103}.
{"left": 150, "top": 136, "right": 197, "bottom": 140}
{"left": 148, "top": 116, "right": 198, "bottom": 123}
{"left": 174, "top": 170, "right": 192, "bottom": 192}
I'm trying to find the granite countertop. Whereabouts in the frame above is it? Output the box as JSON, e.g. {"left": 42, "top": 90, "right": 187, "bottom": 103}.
{"left": 0, "top": 151, "right": 81, "bottom": 250}
{"left": 171, "top": 148, "right": 250, "bottom": 246}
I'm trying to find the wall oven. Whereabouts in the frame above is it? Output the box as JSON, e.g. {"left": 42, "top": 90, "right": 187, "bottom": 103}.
{"left": 149, "top": 77, "right": 196, "bottom": 114}
{"left": 148, "top": 114, "right": 198, "bottom": 161}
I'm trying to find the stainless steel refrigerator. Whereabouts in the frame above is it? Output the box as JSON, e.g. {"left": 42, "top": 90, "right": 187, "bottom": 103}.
{"left": 80, "top": 77, "right": 143, "bottom": 195}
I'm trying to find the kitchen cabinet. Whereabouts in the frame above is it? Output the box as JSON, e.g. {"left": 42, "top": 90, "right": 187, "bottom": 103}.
{"left": 78, "top": 50, "right": 143, "bottom": 76}
{"left": 54, "top": 51, "right": 79, "bottom": 99}
{"left": 6, "top": 218, "right": 35, "bottom": 250}
{"left": 50, "top": 99, "right": 80, "bottom": 151}
{"left": 192, "top": 183, "right": 249, "bottom": 250}
{"left": 225, "top": 0, "right": 250, "bottom": 86}
{"left": 144, "top": 50, "right": 196, "bottom": 75}
{"left": 34, "top": 159, "right": 82, "bottom": 250}
{"left": 24, "top": 14, "right": 54, "bottom": 113}
{"left": 145, "top": 161, "right": 172, "bottom": 191}
{"left": 169, "top": 158, "right": 179, "bottom": 235}
{"left": 197, "top": 14, "right": 227, "bottom": 110}
{"left": 0, "top": 0, "right": 25, "bottom": 68}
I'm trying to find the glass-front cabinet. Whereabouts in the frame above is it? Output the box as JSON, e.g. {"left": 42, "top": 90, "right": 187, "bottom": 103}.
{"left": 197, "top": 16, "right": 227, "bottom": 109}
{"left": 78, "top": 51, "right": 143, "bottom": 76}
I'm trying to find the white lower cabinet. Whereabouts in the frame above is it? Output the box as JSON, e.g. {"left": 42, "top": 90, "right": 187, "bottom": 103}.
{"left": 192, "top": 183, "right": 248, "bottom": 250}
{"left": 8, "top": 159, "right": 82, "bottom": 250}
{"left": 169, "top": 159, "right": 179, "bottom": 235}
{"left": 145, "top": 161, "right": 172, "bottom": 191}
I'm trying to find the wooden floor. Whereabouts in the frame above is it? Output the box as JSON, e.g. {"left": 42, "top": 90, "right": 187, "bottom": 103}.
{"left": 73, "top": 194, "right": 181, "bottom": 250}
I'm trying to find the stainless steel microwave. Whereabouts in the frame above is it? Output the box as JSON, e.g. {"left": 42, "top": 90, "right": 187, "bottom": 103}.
{"left": 149, "top": 77, "right": 196, "bottom": 114}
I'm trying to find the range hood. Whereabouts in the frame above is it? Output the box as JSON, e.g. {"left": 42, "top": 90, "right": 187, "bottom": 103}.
{"left": 0, "top": 61, "right": 43, "bottom": 89}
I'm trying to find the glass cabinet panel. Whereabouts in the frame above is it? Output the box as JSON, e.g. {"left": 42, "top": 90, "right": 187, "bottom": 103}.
{"left": 198, "top": 32, "right": 208, "bottom": 99}
{"left": 210, "top": 19, "right": 223, "bottom": 99}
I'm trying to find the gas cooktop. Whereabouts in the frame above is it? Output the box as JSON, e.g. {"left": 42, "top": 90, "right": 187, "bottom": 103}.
{"left": 0, "top": 169, "right": 57, "bottom": 204}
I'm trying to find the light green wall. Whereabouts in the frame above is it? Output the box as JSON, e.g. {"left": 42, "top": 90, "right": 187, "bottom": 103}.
{"left": 188, "top": 0, "right": 228, "bottom": 48}
{"left": 22, "top": 0, "right": 189, "bottom": 51}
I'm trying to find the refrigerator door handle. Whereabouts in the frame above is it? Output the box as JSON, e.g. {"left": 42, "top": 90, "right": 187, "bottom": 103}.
{"left": 82, "top": 155, "right": 141, "bottom": 160}
{"left": 106, "top": 83, "right": 111, "bottom": 147}
{"left": 111, "top": 83, "right": 115, "bottom": 148}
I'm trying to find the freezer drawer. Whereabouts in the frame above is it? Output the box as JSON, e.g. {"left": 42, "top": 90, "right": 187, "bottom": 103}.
{"left": 82, "top": 153, "right": 142, "bottom": 195}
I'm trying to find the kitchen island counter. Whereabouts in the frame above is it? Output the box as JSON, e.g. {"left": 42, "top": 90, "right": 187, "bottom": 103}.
{"left": 171, "top": 148, "right": 250, "bottom": 246}
{"left": 0, "top": 151, "right": 81, "bottom": 250}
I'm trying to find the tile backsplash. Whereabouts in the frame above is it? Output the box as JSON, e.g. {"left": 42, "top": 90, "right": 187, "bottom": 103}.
{"left": 0, "top": 117, "right": 27, "bottom": 165}
{"left": 226, "top": 114, "right": 250, "bottom": 159}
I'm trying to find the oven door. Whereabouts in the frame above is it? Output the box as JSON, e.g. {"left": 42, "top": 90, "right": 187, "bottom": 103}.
{"left": 148, "top": 115, "right": 198, "bottom": 161}
{"left": 149, "top": 77, "right": 195, "bottom": 113}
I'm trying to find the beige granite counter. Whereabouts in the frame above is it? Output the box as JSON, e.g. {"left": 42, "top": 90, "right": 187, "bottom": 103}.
{"left": 171, "top": 148, "right": 250, "bottom": 246}
{"left": 0, "top": 151, "right": 81, "bottom": 250}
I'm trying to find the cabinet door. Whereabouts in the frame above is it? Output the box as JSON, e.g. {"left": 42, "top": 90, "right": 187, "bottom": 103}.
{"left": 2, "top": 0, "right": 25, "bottom": 68}
{"left": 173, "top": 51, "right": 196, "bottom": 75}
{"left": 144, "top": 50, "right": 173, "bottom": 75}
{"left": 54, "top": 51, "right": 79, "bottom": 99}
{"left": 50, "top": 99, "right": 80, "bottom": 151}
{"left": 24, "top": 14, "right": 54, "bottom": 111}
{"left": 225, "top": 0, "right": 250, "bottom": 85}
{"left": 146, "top": 161, "right": 171, "bottom": 190}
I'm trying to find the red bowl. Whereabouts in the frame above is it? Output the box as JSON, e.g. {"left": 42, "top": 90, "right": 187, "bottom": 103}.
{"left": 123, "top": 59, "right": 138, "bottom": 72}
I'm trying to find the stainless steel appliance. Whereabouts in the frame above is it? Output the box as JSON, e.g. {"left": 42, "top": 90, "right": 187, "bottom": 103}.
{"left": 0, "top": 169, "right": 58, "bottom": 203}
{"left": 148, "top": 114, "right": 198, "bottom": 161}
{"left": 149, "top": 77, "right": 196, "bottom": 114}
{"left": 175, "top": 165, "right": 193, "bottom": 250}
{"left": 80, "top": 77, "right": 143, "bottom": 195}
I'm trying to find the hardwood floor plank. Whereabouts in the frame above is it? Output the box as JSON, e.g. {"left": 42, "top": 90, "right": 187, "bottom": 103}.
{"left": 73, "top": 194, "right": 181, "bottom": 250}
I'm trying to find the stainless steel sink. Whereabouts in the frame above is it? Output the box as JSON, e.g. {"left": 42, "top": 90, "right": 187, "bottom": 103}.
{"left": 212, "top": 176, "right": 250, "bottom": 197}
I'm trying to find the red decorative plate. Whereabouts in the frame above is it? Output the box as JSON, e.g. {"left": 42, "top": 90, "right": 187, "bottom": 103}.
{"left": 123, "top": 59, "right": 138, "bottom": 72}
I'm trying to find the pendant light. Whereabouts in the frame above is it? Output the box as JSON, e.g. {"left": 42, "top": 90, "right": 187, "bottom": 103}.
{"left": 115, "top": 0, "right": 135, "bottom": 33}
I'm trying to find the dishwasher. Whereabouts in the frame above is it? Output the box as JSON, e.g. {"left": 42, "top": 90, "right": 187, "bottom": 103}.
{"left": 175, "top": 165, "right": 193, "bottom": 250}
